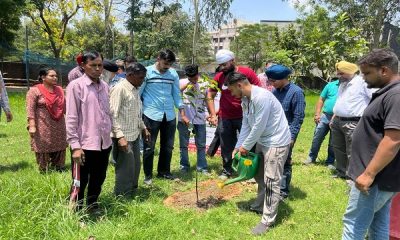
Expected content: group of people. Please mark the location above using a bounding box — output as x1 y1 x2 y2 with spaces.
6 45 398 237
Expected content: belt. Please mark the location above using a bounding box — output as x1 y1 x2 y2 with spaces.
337 116 361 121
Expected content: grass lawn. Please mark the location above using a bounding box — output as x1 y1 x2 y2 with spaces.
0 92 349 240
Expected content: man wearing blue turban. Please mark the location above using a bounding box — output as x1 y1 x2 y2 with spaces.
266 65 305 200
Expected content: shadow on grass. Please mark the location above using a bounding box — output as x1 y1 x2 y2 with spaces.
236 197 294 226
0 133 7 138
289 185 307 201
0 161 30 173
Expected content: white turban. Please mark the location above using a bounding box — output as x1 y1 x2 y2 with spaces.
216 49 235 64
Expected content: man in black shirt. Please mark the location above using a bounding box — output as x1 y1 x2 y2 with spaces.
342 49 400 240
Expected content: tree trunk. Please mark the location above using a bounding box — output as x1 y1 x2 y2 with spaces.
191 0 199 64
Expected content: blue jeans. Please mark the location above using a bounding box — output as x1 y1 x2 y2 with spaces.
177 122 208 171
342 182 396 240
308 113 335 165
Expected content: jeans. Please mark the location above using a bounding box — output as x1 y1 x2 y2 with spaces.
220 118 242 175
308 113 335 165
177 122 208 171
342 182 396 240
142 114 176 178
280 145 293 197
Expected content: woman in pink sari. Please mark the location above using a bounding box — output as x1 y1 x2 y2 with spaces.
26 67 67 172
391 193 400 240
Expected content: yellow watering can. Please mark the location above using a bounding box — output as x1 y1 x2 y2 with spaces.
218 152 259 188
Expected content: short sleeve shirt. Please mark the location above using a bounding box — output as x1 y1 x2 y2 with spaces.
348 81 400 192
320 80 339 115
211 66 261 119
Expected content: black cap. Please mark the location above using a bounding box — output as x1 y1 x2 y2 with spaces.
103 59 118 72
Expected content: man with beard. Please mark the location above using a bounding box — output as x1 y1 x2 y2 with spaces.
342 49 400 239
330 61 375 179
207 49 261 178
140 49 189 185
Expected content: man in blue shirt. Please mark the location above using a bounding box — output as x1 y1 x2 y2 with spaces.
266 64 306 199
140 49 189 185
304 79 339 168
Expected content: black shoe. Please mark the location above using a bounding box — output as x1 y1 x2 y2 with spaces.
249 207 263 214
157 173 176 180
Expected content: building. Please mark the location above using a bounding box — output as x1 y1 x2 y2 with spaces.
209 19 253 54
259 20 296 28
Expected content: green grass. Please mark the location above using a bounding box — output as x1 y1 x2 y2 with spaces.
0 92 349 240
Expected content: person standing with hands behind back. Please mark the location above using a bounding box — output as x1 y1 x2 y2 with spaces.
110 63 150 197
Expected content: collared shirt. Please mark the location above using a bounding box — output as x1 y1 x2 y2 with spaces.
139 65 183 122
333 75 374 117
66 74 112 151
0 72 10 114
68 66 84 83
236 86 291 150
110 79 146 141
349 80 400 192
108 75 123 88
273 82 306 140
320 80 339 115
179 78 207 124
257 73 274 91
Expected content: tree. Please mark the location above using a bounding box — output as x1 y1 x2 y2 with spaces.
231 24 274 70
0 0 26 57
286 0 400 49
188 0 233 63
25 0 100 59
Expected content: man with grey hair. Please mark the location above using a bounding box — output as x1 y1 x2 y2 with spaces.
110 63 150 197
342 49 400 239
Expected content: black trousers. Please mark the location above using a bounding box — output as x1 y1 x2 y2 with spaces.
75 147 111 207
207 122 221 157
142 114 176 178
219 118 242 174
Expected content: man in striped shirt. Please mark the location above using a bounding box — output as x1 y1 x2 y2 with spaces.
110 63 150 197
140 49 189 185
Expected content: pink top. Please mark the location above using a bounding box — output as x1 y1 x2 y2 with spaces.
257 73 274 91
66 74 112 151
391 193 400 238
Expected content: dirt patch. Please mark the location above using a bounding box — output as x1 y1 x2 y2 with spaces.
163 179 243 211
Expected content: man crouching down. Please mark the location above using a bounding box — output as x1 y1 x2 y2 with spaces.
227 72 291 235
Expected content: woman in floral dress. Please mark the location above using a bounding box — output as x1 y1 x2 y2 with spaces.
26 67 67 172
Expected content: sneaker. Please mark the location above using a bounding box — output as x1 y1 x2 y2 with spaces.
198 169 211 176
303 157 315 165
143 176 152 185
326 164 336 170
218 171 232 180
157 173 176 180
251 222 270 235
180 166 189 173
